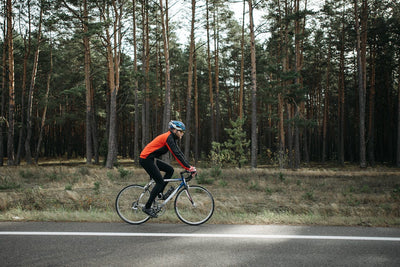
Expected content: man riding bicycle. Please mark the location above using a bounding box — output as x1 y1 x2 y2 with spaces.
139 120 196 217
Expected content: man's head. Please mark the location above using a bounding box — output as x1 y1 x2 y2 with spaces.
169 120 185 139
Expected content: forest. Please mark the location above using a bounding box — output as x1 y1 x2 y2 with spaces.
1 0 400 169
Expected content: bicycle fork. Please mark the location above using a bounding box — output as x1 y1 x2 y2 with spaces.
183 186 197 207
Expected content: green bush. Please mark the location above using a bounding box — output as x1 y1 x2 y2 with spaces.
196 173 214 185
47 172 63 181
303 191 316 201
278 172 285 182
210 166 222 178
218 180 228 187
93 181 101 194
107 171 115 181
209 118 250 168
0 178 21 190
19 169 40 180
118 167 131 179
248 181 261 191
78 167 90 176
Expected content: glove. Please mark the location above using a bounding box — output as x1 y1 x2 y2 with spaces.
189 166 197 174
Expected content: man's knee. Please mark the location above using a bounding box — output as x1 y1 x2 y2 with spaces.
164 166 174 179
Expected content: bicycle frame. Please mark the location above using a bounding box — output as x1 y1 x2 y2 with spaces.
154 171 194 208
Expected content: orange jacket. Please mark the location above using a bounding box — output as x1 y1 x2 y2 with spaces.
140 131 191 170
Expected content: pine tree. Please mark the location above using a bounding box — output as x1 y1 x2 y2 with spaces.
223 117 250 168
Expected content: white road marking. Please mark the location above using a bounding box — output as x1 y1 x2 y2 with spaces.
1 231 400 242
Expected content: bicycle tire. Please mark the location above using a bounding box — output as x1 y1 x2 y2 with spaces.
115 184 151 224
174 185 214 225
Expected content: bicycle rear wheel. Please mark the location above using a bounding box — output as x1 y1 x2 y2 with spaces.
174 185 214 225
115 184 150 224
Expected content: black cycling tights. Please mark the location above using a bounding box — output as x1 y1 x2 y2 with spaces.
139 158 174 209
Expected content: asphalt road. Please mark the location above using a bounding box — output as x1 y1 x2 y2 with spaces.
1 222 400 266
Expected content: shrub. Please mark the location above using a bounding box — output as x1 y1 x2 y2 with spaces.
0 178 20 190
196 173 214 185
19 169 40 180
93 181 101 194
303 191 316 201
210 166 222 178
47 172 63 181
118 167 131 179
78 167 90 176
219 180 228 187
278 172 285 182
209 118 250 168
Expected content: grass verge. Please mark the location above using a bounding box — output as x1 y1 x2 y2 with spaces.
0 164 399 227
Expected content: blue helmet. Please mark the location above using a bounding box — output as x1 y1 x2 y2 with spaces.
169 120 186 132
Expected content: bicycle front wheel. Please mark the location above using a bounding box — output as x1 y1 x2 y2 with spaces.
115 184 150 224
174 185 214 225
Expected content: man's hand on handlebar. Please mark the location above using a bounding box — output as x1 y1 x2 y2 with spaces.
189 166 197 176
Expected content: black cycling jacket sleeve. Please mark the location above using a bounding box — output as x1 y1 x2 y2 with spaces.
166 133 191 169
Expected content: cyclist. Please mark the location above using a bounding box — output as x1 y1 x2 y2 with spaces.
139 120 196 217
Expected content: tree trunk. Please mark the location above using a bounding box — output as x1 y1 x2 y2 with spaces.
276 0 285 168
184 0 195 158
91 91 99 164
7 0 15 166
25 4 43 164
0 14 7 166
397 49 400 167
141 1 147 149
194 50 199 163
144 0 150 143
239 0 245 119
354 0 367 168
160 0 171 133
338 5 345 166
83 0 93 164
287 103 293 168
35 38 53 163
206 0 215 143
105 0 123 168
159 0 172 166
16 0 32 165
322 36 331 163
132 0 139 164
107 86 118 168
213 5 221 142
368 41 376 166
161 0 171 130
249 0 257 168
294 106 301 168
293 0 304 169
278 93 285 168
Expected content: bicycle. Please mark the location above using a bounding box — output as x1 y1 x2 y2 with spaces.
115 170 215 225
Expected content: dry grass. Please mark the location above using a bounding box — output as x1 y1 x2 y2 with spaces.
0 164 399 227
